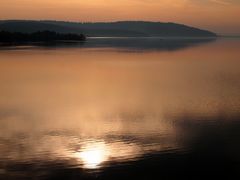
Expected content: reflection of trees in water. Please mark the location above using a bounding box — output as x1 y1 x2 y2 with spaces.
0 36 217 51
83 37 217 51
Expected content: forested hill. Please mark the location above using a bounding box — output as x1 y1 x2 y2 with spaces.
0 20 217 37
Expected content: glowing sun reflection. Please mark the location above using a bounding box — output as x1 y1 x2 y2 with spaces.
76 142 109 169
73 140 142 169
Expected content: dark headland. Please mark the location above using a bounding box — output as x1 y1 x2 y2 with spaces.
0 20 217 38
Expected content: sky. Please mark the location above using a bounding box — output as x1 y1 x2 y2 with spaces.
0 0 240 35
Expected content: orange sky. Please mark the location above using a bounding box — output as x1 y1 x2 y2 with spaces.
0 0 240 34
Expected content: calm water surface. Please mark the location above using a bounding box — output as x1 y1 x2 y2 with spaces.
0 38 240 179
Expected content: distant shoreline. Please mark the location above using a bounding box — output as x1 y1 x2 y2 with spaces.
0 36 218 47
0 20 217 37
87 36 218 39
219 35 240 38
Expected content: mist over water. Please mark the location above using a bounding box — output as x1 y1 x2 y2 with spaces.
0 38 240 179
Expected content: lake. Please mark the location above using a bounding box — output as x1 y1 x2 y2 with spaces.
0 38 240 179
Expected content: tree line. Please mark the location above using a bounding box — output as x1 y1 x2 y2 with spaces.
0 31 86 42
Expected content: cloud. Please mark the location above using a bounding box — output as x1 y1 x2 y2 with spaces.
210 0 231 5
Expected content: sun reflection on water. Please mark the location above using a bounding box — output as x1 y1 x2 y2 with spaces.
73 140 143 169
75 142 109 169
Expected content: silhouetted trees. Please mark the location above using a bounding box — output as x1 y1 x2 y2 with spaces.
0 31 86 42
